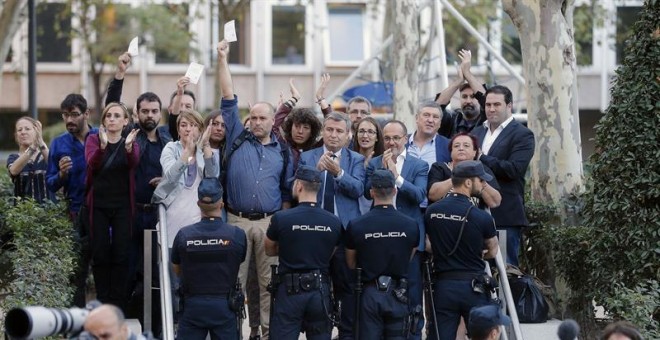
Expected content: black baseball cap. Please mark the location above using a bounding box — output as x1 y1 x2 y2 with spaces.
293 165 322 183
371 169 395 188
452 160 493 182
468 304 511 334
198 177 223 203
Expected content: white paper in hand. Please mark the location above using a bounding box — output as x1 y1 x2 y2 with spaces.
128 36 139 57
224 20 237 42
185 62 205 85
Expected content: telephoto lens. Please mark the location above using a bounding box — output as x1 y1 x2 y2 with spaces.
5 306 90 339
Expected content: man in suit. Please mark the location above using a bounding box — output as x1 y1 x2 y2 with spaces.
472 85 535 266
300 112 365 339
365 120 429 339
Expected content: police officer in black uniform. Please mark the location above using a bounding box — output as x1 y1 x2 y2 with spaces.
344 170 420 340
424 160 499 340
171 177 247 340
264 165 343 340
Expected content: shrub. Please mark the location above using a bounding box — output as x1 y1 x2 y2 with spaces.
0 168 77 326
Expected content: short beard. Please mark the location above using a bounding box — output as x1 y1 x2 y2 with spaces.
140 120 157 132
462 107 480 120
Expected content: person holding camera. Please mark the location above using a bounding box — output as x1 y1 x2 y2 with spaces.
424 160 499 340
171 177 247 339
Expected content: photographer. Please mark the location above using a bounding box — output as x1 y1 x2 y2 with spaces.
424 160 499 339
83 304 144 340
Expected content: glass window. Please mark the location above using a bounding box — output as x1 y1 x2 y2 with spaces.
501 16 522 65
615 6 642 64
272 5 305 65
328 6 364 62
36 3 71 63
573 5 594 66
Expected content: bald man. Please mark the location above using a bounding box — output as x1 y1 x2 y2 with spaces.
83 304 144 340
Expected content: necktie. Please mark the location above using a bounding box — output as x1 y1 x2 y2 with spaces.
323 155 337 213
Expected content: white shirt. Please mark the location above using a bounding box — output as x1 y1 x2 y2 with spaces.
321 146 342 218
482 116 514 155
392 149 407 208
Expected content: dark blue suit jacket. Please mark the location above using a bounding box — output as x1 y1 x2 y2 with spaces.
472 119 535 227
299 147 365 227
365 154 429 250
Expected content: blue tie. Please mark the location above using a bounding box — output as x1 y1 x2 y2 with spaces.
323 170 335 214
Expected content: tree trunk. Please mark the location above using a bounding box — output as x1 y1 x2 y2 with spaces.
391 0 419 130
502 0 584 222
0 0 28 94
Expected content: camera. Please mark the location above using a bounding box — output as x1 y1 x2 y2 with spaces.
5 306 91 339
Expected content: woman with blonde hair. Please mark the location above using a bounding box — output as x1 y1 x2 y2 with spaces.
7 116 54 203
84 102 140 311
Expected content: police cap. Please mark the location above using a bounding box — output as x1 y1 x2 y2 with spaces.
198 177 223 203
468 304 511 334
295 165 322 183
452 160 493 182
371 169 395 188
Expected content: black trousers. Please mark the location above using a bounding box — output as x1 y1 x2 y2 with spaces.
90 205 132 312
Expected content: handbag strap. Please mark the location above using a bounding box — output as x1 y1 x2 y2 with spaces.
100 137 125 174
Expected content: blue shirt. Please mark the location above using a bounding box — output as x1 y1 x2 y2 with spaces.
46 127 98 213
221 96 293 213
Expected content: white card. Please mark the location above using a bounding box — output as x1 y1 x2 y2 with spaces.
224 20 237 42
128 36 139 57
184 62 205 85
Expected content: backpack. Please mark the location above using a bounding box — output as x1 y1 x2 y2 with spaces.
507 266 550 323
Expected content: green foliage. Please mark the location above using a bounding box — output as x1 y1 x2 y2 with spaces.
523 1 659 335
604 280 660 339
0 169 77 324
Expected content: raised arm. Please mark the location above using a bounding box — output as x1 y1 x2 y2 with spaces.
273 78 300 140
106 53 131 106
217 39 244 146
459 49 486 95
315 73 331 114
435 61 464 106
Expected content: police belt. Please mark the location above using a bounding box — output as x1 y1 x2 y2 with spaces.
277 269 327 295
431 271 483 281
226 206 275 221
363 275 405 291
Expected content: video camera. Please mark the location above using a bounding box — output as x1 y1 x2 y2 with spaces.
5 305 92 339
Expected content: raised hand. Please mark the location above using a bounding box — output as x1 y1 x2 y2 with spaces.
34 120 45 149
99 127 108 149
289 78 300 101
197 124 212 149
117 52 132 74
315 73 330 101
181 133 196 164
125 128 139 152
217 39 229 60
177 76 191 96
458 49 472 74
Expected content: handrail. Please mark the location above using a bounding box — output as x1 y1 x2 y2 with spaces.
157 205 175 340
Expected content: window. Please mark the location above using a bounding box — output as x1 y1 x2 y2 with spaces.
36 3 71 63
271 5 306 65
615 6 642 64
224 7 250 65
5 47 12 63
327 5 365 63
574 5 594 66
501 16 522 65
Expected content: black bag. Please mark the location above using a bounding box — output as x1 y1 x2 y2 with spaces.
509 274 549 323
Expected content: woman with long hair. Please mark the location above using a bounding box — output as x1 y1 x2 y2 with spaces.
351 116 385 214
7 117 54 203
84 102 140 311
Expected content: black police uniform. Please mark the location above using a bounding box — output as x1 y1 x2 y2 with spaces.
266 202 342 340
345 204 419 340
171 217 247 340
425 192 497 340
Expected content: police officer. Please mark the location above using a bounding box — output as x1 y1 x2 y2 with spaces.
345 170 420 340
171 177 247 340
264 165 342 340
424 160 499 340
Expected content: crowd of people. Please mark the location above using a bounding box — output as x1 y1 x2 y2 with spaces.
7 40 542 340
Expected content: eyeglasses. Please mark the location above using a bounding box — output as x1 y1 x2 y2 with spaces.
62 111 83 119
357 129 377 136
383 135 405 143
348 109 371 116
